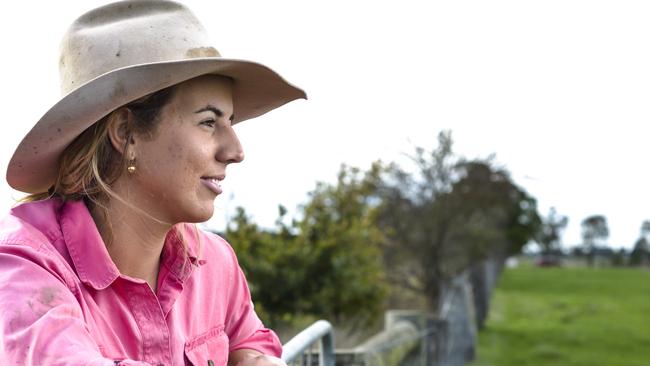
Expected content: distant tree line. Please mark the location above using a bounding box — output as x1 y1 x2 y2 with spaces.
538 211 650 268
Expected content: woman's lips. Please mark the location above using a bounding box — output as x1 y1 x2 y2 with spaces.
200 177 223 195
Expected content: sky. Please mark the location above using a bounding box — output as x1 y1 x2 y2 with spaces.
1 1 650 249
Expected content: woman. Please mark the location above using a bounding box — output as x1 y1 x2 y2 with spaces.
0 1 305 365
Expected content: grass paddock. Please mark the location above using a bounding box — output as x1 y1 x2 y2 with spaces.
473 266 650 366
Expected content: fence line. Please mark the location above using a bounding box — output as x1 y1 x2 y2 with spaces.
282 320 335 366
281 257 504 366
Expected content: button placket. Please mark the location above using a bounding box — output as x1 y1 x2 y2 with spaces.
127 281 173 365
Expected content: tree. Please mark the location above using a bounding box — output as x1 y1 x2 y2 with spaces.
449 161 541 259
374 131 460 310
581 215 609 267
536 207 569 254
225 165 387 328
291 164 388 328
630 220 650 266
375 131 540 310
640 220 650 239
442 160 541 330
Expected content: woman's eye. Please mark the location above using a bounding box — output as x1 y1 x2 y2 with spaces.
200 119 216 128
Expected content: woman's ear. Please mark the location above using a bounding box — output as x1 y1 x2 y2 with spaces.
107 108 134 155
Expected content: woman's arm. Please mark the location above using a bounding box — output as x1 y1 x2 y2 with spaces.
221 238 283 358
228 349 286 366
0 244 150 366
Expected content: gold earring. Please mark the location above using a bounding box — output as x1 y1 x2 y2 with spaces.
127 157 136 174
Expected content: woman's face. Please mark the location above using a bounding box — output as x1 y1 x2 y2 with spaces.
128 75 243 224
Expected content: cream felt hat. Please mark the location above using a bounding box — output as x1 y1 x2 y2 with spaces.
7 0 306 194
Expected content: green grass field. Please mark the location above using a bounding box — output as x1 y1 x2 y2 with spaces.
472 266 650 366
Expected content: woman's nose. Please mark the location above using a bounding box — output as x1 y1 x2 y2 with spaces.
216 127 244 164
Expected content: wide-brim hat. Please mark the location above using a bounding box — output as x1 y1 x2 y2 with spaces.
7 0 306 194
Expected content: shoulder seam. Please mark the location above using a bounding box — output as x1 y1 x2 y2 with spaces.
0 237 81 297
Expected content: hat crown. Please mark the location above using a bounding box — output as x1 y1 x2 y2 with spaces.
59 0 220 95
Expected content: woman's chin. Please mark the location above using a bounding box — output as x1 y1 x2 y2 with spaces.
184 205 215 224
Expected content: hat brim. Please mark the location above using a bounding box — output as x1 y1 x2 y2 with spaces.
7 57 306 194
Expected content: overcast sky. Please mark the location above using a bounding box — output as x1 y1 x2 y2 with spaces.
2 1 650 249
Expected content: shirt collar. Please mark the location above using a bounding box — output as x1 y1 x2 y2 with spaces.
161 224 205 283
61 200 206 290
60 200 120 290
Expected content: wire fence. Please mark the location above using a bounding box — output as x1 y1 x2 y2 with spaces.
281 257 502 366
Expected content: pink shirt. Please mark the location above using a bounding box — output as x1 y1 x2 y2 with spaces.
0 199 281 365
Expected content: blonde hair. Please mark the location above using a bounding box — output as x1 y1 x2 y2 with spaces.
23 112 124 204
23 87 175 204
21 87 203 262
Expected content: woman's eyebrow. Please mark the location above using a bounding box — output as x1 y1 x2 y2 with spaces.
194 105 234 121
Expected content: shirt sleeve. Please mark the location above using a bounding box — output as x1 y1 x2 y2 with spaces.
221 241 282 357
0 242 152 366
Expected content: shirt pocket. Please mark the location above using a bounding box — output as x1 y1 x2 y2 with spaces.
184 325 229 366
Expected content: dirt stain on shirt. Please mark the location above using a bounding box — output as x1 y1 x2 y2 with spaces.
26 286 61 318
37 287 59 307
